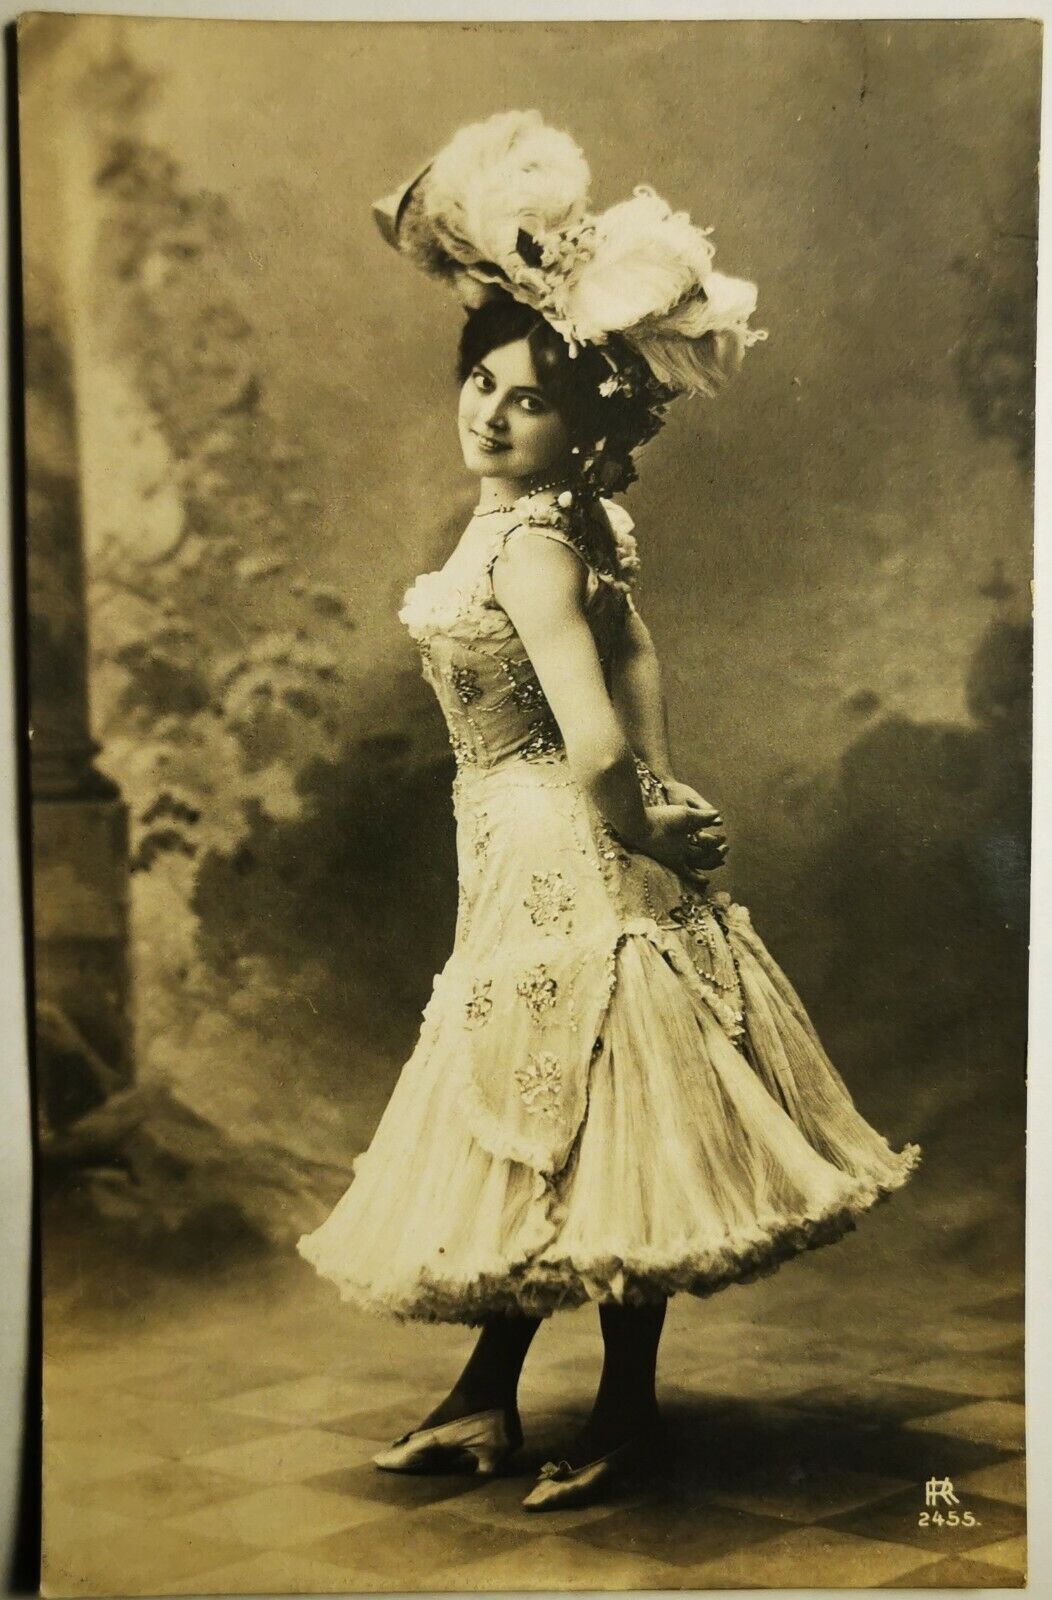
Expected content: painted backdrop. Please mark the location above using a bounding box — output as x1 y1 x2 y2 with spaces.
24 16 1035 1284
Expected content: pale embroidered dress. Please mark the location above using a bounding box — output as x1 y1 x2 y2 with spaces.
297 489 922 1323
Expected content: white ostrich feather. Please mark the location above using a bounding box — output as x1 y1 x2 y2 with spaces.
563 187 717 342
623 269 766 395
648 270 758 337
423 110 591 272
626 326 747 397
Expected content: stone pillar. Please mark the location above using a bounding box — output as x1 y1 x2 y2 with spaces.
19 18 133 1128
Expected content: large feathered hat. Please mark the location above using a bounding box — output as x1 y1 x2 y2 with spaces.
373 109 768 402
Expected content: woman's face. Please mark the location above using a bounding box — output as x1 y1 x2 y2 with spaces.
457 337 573 483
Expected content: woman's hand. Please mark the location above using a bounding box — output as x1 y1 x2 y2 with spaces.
636 802 729 881
661 778 722 822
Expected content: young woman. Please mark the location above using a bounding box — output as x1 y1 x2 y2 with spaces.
297 112 921 1513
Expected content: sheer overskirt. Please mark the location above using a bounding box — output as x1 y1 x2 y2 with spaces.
297 894 921 1324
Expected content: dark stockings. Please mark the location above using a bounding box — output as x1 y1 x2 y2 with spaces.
418 1298 668 1466
565 1298 667 1466
419 1312 543 1434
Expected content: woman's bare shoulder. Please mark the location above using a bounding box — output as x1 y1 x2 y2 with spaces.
493 522 588 585
491 522 591 627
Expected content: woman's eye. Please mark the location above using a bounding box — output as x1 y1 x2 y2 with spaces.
468 371 545 414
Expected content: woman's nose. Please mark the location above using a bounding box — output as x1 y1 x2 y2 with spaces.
478 394 509 431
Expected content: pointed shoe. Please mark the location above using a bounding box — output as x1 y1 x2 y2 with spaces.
521 1435 651 1512
372 1406 522 1477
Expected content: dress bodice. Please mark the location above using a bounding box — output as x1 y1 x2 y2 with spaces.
398 492 641 773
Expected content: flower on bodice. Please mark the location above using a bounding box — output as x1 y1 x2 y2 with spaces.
613 527 641 580
516 963 558 1020
514 1051 563 1117
602 500 641 584
523 871 576 929
465 978 493 1025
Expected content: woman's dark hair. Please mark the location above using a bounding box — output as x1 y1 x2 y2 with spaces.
456 294 667 474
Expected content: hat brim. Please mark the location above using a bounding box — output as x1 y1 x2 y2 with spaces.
371 162 432 248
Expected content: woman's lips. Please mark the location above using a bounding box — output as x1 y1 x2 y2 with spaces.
472 432 510 453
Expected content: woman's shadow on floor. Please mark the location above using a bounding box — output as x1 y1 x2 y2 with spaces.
524 1384 1018 1509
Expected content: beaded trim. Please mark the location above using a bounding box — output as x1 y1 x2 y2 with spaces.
666 894 739 995
520 717 564 761
450 663 484 704
634 757 669 806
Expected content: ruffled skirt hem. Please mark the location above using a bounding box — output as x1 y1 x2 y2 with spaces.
297 889 924 1327
296 1140 922 1325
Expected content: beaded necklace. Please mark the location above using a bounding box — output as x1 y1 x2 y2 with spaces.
472 474 581 517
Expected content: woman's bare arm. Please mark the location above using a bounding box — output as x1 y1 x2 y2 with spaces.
608 607 675 783
492 534 651 846
491 533 725 879
610 604 724 828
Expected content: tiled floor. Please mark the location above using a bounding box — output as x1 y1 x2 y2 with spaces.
41 1239 1026 1594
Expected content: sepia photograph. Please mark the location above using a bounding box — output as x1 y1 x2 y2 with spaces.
17 10 1036 1593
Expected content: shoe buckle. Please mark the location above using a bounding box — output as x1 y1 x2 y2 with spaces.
538 1458 575 1481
